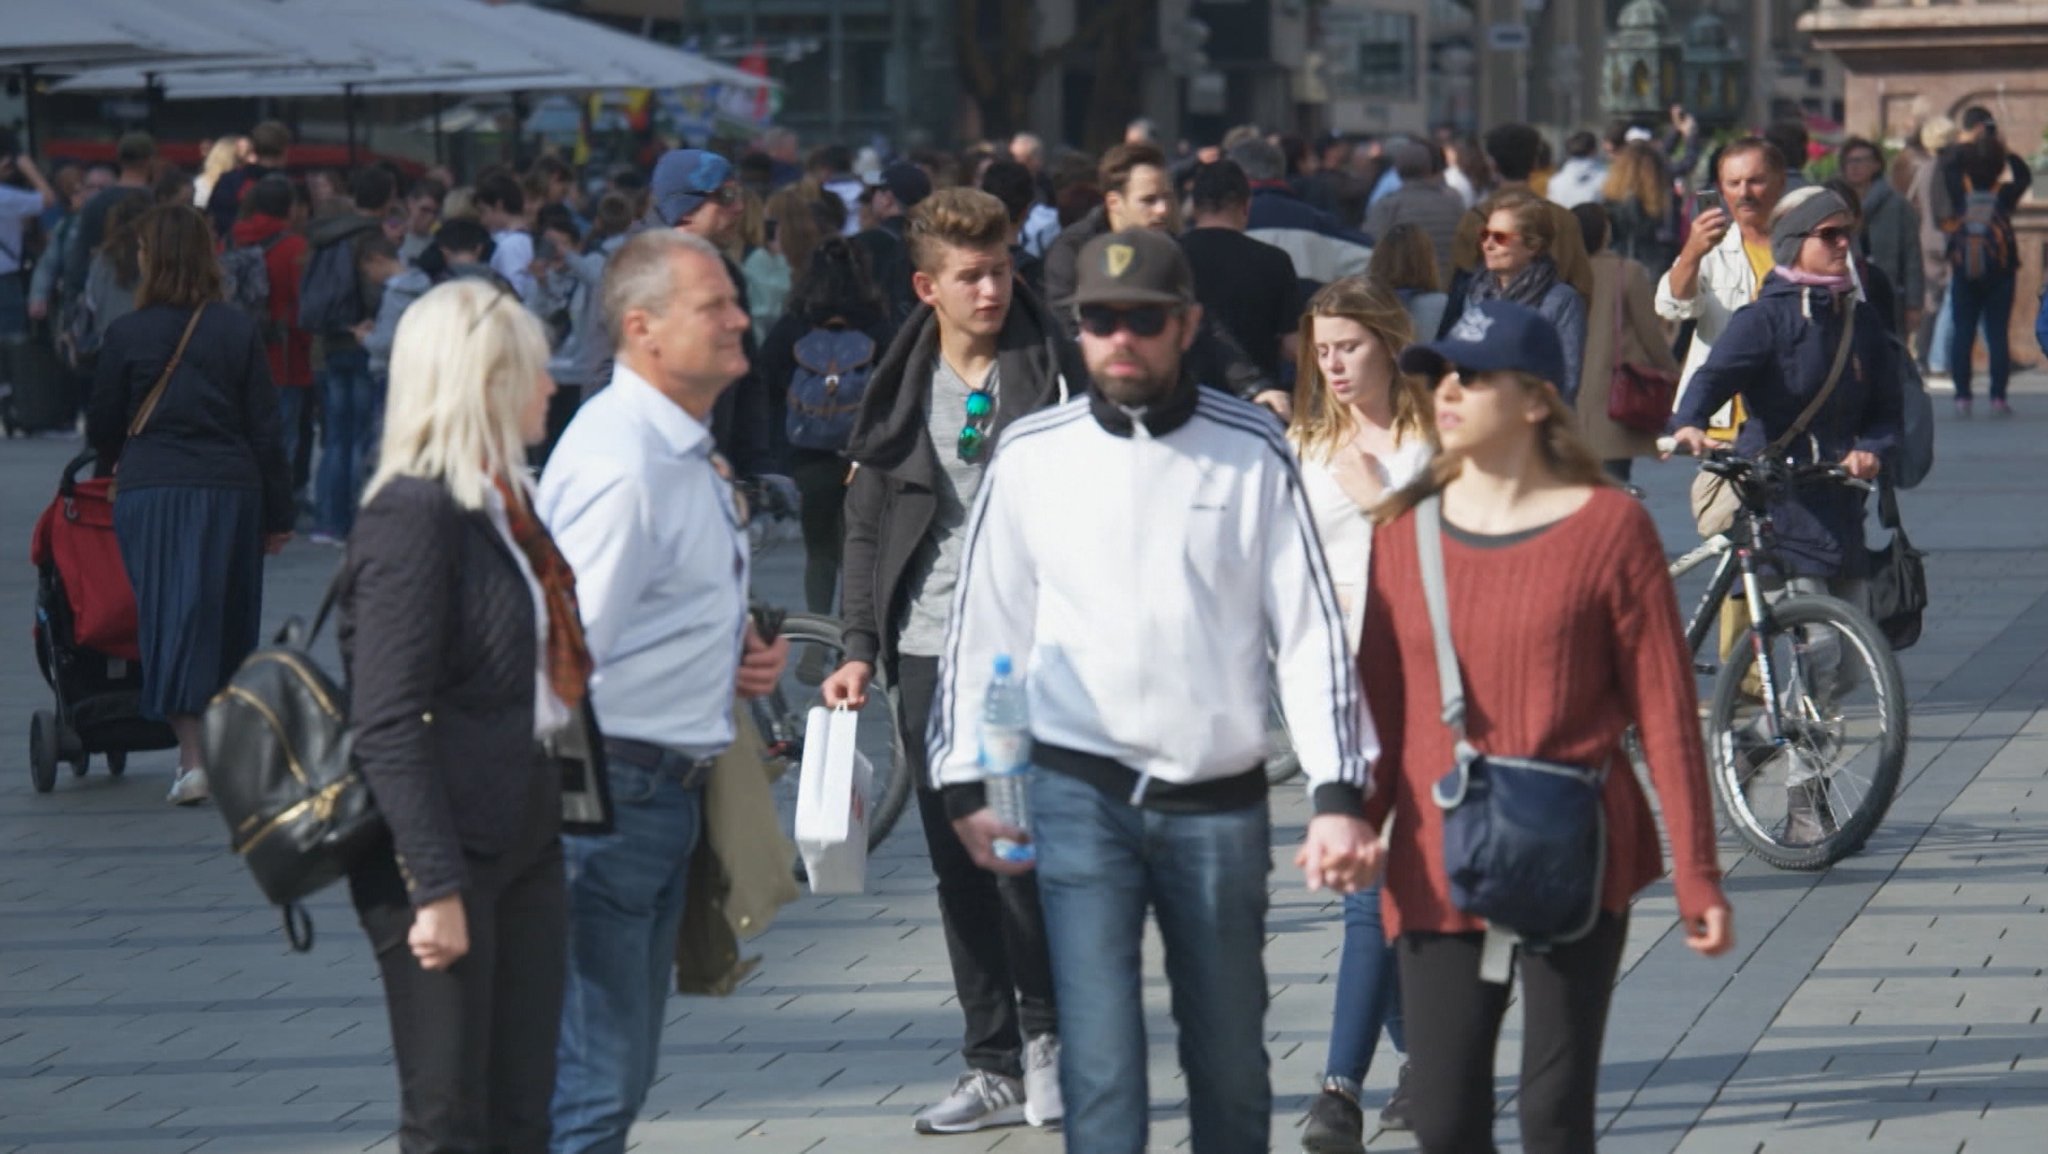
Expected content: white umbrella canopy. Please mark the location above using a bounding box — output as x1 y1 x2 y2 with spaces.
0 0 300 70
53 0 776 98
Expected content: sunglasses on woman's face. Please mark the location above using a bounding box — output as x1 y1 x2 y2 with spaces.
1481 229 1522 249
1077 304 1173 339
1806 225 1853 248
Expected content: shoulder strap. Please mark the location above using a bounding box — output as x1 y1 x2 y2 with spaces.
127 306 206 440
1766 297 1855 456
1415 496 1471 746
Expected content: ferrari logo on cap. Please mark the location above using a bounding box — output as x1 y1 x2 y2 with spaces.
1105 243 1134 278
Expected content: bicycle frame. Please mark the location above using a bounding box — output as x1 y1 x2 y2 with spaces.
1670 509 1791 738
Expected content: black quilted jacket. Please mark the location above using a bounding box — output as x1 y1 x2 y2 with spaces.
338 476 552 905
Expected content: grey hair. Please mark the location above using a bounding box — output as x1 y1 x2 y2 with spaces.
602 228 724 350
1228 138 1286 182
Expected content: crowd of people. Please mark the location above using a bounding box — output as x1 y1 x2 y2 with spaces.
0 99 1998 1153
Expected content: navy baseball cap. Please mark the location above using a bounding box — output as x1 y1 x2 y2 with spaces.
649 148 734 226
1398 300 1569 392
864 161 932 208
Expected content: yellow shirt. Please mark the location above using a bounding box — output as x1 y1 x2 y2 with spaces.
1705 240 1775 440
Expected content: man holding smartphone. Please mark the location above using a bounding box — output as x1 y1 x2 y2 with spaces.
1656 137 1791 409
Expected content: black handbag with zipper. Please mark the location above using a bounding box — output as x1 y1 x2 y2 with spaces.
1865 481 1927 651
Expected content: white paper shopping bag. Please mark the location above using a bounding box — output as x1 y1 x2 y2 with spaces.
793 705 870 894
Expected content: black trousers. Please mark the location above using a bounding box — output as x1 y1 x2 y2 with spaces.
895 653 1058 1078
790 452 846 615
350 757 567 1154
1398 913 1629 1154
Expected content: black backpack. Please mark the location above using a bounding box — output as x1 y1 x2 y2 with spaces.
298 219 378 335
201 578 382 950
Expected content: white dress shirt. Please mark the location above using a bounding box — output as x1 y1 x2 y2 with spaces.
481 486 574 741
537 365 750 756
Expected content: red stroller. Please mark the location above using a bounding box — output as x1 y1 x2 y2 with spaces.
27 451 175 792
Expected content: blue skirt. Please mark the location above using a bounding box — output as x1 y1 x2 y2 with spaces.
113 485 264 720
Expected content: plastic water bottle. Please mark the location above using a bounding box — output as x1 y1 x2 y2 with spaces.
980 654 1036 864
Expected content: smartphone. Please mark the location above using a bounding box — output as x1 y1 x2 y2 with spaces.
1695 189 1723 218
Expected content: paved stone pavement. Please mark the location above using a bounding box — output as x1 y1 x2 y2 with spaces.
0 385 2044 1153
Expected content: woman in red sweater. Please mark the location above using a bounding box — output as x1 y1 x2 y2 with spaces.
1361 300 1733 1153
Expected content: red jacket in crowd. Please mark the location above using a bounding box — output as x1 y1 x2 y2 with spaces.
228 213 313 390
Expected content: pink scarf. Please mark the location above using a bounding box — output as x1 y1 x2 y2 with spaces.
1773 265 1853 292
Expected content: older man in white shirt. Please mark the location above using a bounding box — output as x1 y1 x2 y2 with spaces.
539 228 788 1154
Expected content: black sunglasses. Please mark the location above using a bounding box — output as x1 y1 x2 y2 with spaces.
1077 304 1173 339
1805 225 1853 247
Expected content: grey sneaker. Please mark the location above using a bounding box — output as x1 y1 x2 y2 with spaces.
1023 1034 1063 1127
166 768 210 807
914 1070 1026 1135
1300 1078 1365 1154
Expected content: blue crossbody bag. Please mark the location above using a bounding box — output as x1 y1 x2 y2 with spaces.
1415 495 1607 968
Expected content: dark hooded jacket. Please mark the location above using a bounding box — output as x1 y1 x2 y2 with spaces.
839 281 1085 672
1672 274 1902 578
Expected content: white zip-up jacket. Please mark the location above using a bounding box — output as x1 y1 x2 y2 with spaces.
929 383 1377 817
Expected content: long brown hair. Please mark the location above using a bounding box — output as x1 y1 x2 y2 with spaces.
1600 141 1670 218
1375 370 1612 524
1290 277 1434 463
765 180 827 296
134 205 224 309
1366 223 1441 294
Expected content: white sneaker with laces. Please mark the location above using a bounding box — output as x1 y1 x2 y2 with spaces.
912 1069 1026 1134
166 768 210 806
1023 1033 1063 1127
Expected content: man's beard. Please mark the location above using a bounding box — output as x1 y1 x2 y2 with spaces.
1093 360 1179 408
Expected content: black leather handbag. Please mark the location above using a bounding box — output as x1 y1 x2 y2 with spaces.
202 576 383 951
1866 482 1926 651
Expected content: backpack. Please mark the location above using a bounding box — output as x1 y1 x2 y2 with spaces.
1887 332 1935 489
1945 185 2014 282
298 220 378 335
220 234 281 332
786 325 877 452
201 579 383 951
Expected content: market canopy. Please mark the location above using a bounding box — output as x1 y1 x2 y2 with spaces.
0 0 304 71
52 0 776 98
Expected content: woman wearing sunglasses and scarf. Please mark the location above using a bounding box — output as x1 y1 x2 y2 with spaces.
1454 190 1587 404
1667 186 1901 843
820 187 1085 1134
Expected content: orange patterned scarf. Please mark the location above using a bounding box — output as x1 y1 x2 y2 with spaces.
494 476 593 710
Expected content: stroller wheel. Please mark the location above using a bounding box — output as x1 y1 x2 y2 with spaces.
29 711 59 794
106 750 127 778
70 751 90 778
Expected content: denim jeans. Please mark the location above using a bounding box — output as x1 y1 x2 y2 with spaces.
1947 270 2017 401
314 347 379 537
1029 768 1272 1154
550 761 703 1154
1325 882 1406 1085
275 387 307 507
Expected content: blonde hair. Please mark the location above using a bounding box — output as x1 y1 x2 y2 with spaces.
199 138 242 187
1600 141 1669 219
1290 277 1434 463
364 280 552 512
1376 370 1612 524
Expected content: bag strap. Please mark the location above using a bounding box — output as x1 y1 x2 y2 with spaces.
1765 296 1855 457
277 564 347 648
1415 496 1476 750
127 306 205 441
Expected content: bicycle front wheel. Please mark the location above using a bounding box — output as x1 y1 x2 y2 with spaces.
1706 594 1907 871
757 613 913 852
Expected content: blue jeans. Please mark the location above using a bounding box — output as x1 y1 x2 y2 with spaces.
314 347 379 536
275 386 306 504
1030 768 1272 1154
550 762 703 1154
1948 270 2017 401
1325 882 1406 1084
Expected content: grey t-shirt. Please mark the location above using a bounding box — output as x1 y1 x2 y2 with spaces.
897 356 997 658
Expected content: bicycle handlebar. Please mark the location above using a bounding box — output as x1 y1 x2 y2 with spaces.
1655 437 1873 493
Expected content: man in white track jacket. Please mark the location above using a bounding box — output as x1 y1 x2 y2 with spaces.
931 228 1383 1154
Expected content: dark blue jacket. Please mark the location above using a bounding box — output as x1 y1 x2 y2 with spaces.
1673 275 1901 578
1245 185 1373 298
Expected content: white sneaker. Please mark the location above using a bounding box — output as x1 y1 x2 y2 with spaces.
912 1069 1026 1134
166 768 210 806
1023 1033 1063 1128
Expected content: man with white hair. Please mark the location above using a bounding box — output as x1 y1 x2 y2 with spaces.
1008 132 1046 176
540 228 790 1154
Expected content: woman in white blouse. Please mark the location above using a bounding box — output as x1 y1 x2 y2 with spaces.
1289 275 1436 1151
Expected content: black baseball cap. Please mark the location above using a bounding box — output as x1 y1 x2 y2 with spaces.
1069 229 1195 309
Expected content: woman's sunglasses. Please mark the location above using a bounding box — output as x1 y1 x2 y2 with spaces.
1077 304 1172 339
1805 225 1853 248
1480 229 1522 248
957 388 995 462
